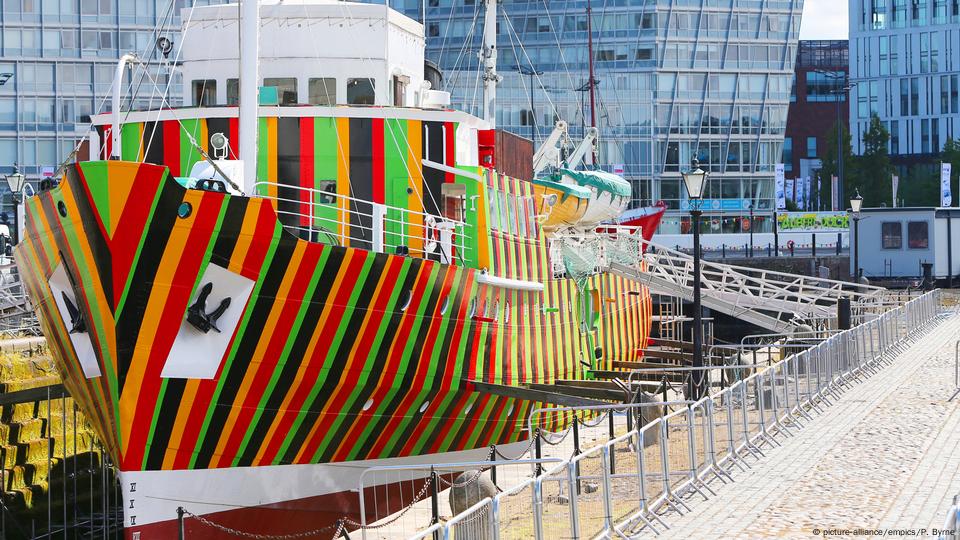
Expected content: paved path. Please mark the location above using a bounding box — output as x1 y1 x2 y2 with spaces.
646 310 960 539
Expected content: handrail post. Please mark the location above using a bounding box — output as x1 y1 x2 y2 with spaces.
177 506 185 540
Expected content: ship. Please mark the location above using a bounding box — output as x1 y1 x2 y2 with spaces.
13 1 663 537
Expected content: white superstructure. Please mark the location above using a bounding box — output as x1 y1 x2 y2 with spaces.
180 0 427 109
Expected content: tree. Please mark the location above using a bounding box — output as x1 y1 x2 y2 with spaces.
898 164 939 207
820 120 856 209
852 114 893 206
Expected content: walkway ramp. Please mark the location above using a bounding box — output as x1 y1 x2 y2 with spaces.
609 241 890 333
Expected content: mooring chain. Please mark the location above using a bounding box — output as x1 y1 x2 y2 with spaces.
578 410 609 428
538 425 573 446
493 436 536 460
182 478 434 539
182 509 339 539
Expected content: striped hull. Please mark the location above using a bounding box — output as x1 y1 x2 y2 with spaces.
15 160 652 533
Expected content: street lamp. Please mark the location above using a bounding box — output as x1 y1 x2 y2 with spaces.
681 158 707 399
5 165 25 245
850 189 863 281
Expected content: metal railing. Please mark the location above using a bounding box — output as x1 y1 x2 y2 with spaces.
253 181 472 264
950 340 960 402
408 289 942 539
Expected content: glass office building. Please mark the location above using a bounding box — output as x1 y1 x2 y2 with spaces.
848 0 960 161
0 0 227 183
382 0 802 235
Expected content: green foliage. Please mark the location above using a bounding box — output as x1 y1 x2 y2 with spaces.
945 138 960 200
849 114 893 207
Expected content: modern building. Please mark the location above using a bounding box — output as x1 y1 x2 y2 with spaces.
784 40 849 209
848 0 960 165
376 0 802 242
0 0 228 184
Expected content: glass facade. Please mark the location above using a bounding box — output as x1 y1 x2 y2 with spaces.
850 0 960 157
0 0 228 180
380 0 802 234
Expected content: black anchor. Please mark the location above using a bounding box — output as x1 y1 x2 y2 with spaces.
61 292 86 334
186 282 232 334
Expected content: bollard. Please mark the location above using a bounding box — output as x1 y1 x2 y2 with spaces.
722 243 726 258
837 232 842 255
608 411 616 474
430 468 440 540
767 243 772 257
534 428 543 476
838 297 852 330
177 507 185 540
812 233 817 257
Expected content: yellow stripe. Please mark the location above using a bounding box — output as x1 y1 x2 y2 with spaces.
336 117 350 245
161 379 200 469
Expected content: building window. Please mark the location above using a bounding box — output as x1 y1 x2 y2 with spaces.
921 118 929 153
782 137 793 171
263 77 297 105
807 137 817 158
347 78 375 105
907 221 928 249
891 120 900 154
308 78 336 106
805 70 845 102
191 80 216 107
881 222 902 249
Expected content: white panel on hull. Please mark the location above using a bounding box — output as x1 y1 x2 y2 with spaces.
48 264 100 378
161 263 254 379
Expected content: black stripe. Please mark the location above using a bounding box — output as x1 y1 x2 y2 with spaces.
275 246 349 465
67 166 115 311
276 117 301 233
115 177 185 390
193 227 298 468
209 196 249 268
349 118 373 250
143 378 186 470
143 122 164 166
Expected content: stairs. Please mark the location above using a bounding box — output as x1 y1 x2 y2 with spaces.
610 241 891 333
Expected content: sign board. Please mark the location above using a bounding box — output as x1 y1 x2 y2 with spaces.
41 166 55 178
776 211 849 232
612 164 625 175
892 174 899 207
679 198 751 212
943 163 953 207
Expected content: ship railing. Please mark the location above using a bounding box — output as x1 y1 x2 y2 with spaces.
252 181 472 265
407 289 943 539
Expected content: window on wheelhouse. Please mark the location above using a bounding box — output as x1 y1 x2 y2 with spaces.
309 78 336 106
348 78 375 105
227 78 239 105
441 184 465 222
392 75 409 106
192 79 217 106
264 78 298 105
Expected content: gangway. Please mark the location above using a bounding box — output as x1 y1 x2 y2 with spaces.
607 240 891 333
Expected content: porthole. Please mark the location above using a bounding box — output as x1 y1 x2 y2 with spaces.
419 401 430 413
177 202 193 219
362 399 374 411
57 201 67 217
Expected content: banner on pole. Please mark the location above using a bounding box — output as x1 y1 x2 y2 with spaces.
786 178 795 205
891 174 899 207
943 163 953 207
816 175 822 211
775 164 786 210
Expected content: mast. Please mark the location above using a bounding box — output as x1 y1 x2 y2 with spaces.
239 0 259 192
586 0 598 165
482 0 500 127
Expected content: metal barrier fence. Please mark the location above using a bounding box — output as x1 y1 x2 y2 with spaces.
408 289 942 539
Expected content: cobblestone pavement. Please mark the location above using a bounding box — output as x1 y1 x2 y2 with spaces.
643 310 960 540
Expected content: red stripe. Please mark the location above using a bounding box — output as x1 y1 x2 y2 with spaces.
123 191 225 469
372 118 385 204
240 201 279 281
444 122 455 183
217 245 324 466
229 118 240 160
111 164 167 306
300 118 315 227
163 121 181 176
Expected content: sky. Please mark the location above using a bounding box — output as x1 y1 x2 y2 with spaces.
799 0 849 40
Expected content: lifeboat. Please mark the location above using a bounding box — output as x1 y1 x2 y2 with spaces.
554 168 632 225
532 177 592 231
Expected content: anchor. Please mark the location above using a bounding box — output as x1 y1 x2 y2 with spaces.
61 292 86 334
186 282 232 334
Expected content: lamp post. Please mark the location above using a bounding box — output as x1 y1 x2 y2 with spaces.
5 165 25 246
747 202 754 257
681 159 708 399
850 189 863 281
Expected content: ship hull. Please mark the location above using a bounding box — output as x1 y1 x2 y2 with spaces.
121 440 528 539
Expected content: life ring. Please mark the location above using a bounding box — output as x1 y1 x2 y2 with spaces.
424 215 439 254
